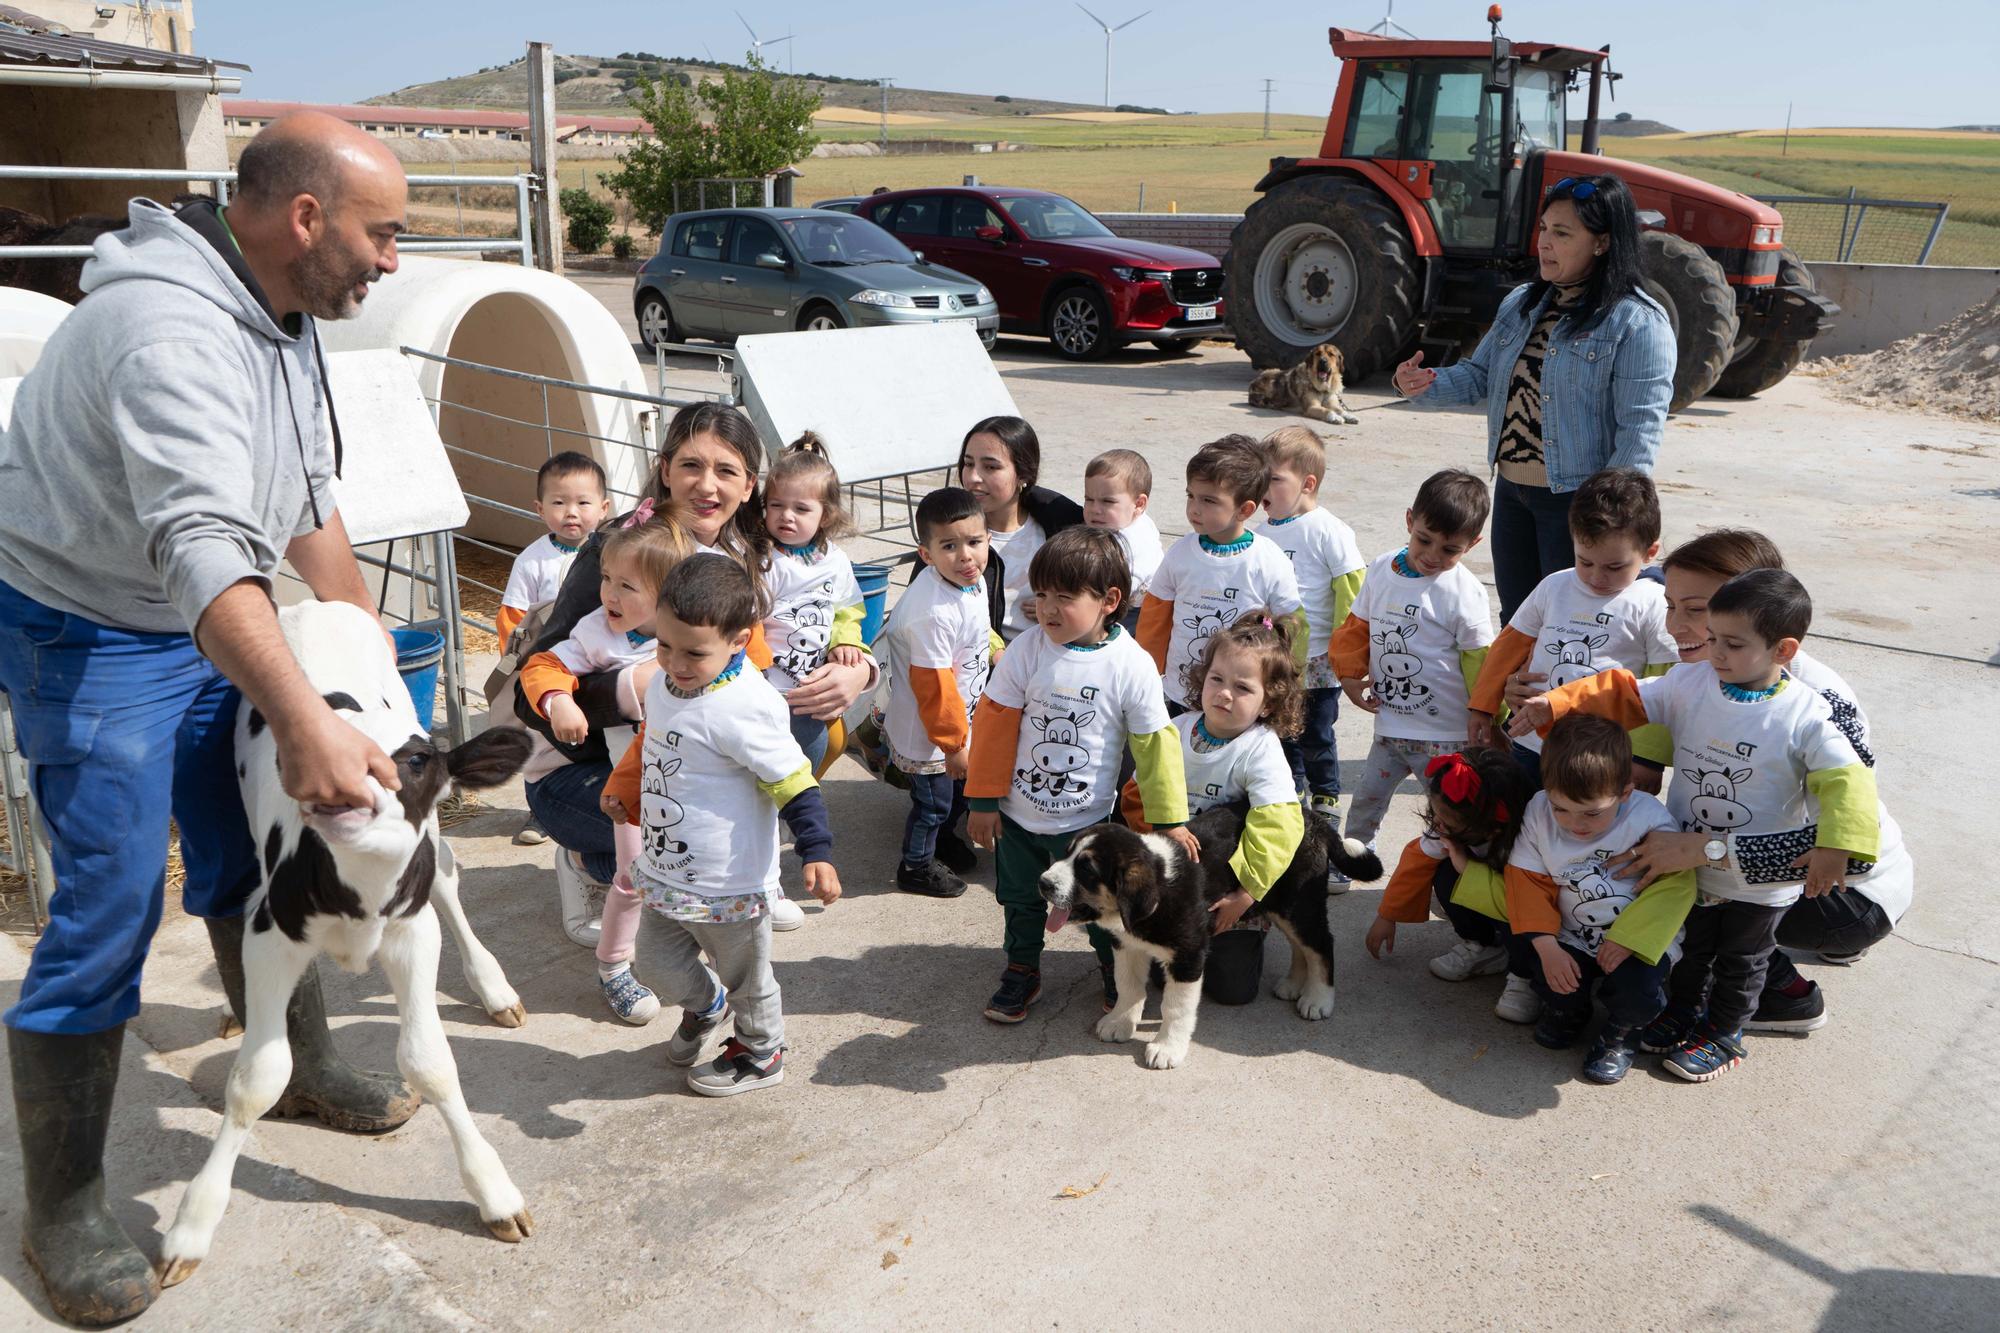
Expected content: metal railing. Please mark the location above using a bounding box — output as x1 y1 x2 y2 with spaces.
1 694 56 929
1754 191 1950 266
0 164 540 264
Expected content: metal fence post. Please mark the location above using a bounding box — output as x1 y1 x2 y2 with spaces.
1919 203 1950 266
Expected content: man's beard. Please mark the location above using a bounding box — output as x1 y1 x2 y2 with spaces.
291 243 375 320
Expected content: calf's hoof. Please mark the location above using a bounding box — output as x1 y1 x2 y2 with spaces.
488 1002 527 1029
157 1255 202 1289
486 1207 536 1243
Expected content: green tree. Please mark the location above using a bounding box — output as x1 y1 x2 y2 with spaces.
607 52 820 234
561 187 614 253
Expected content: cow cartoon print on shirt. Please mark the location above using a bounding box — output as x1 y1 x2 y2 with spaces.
1370 623 1433 710
1017 709 1095 798
1544 631 1609 689
641 756 690 860
960 645 992 716
1181 606 1240 664
1556 857 1633 952
773 591 835 682
1680 764 1754 836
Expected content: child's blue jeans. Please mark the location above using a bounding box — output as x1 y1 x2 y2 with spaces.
1508 933 1671 1030
0 582 260 1035
900 769 965 867
1282 686 1341 801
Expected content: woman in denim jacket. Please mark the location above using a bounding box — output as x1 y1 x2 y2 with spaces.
1394 175 1675 621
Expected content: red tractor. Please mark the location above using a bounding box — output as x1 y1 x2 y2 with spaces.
1225 10 1836 408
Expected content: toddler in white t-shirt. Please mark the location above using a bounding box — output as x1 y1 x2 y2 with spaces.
1082 448 1164 628
1253 425 1368 846
760 432 866 774
1332 469 1496 847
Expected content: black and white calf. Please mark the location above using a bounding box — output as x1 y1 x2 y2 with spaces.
1039 804 1382 1069
160 601 535 1285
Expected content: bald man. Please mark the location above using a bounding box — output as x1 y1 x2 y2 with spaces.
0 113 417 1324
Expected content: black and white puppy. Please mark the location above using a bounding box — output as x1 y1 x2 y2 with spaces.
1039 804 1381 1069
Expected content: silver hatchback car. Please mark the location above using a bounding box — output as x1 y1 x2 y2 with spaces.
634 208 999 350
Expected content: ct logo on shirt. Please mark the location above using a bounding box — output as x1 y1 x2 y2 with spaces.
664 731 683 748
1204 782 1223 798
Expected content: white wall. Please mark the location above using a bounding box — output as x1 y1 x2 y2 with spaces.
1802 263 2000 358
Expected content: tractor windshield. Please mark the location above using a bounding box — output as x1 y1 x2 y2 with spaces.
1406 60 1507 250
1515 69 1565 152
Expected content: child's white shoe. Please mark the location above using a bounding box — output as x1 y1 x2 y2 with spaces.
599 965 660 1025
1494 973 1540 1024
1429 938 1508 982
767 889 805 932
556 850 606 948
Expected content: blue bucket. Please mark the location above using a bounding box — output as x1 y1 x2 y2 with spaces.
855 562 893 645
393 625 446 733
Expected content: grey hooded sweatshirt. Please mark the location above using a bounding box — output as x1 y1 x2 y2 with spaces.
0 197 336 636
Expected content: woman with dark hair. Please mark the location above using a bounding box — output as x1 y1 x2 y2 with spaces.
957 414 1084 641
1395 174 1676 622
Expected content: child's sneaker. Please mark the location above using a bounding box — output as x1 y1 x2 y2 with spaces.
1744 979 1827 1034
1494 973 1540 1024
555 849 606 949
983 964 1042 1024
599 966 660 1025
934 828 979 875
1099 957 1118 1013
767 891 805 931
896 859 968 899
513 815 549 846
1533 1007 1588 1050
1817 946 1869 965
687 1040 784 1097
666 995 731 1066
1639 1002 1704 1053
1582 1026 1640 1084
1663 1023 1747 1082
1429 938 1509 981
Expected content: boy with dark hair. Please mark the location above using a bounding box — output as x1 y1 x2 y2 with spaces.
1511 567 1880 1083
1138 436 1305 713
1504 714 1695 1084
968 527 1193 1022
1333 468 1497 851
881 488 996 898
493 450 611 844
1469 466 1677 788
599 554 841 1097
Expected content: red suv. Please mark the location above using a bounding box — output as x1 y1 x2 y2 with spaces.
858 186 1226 360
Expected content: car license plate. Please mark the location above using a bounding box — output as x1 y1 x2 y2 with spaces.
1184 304 1218 322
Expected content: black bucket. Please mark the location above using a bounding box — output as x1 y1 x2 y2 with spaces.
1203 925 1267 1006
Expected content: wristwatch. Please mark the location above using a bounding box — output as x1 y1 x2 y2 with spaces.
1702 837 1729 865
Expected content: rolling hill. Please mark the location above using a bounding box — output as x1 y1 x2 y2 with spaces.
365 52 1120 119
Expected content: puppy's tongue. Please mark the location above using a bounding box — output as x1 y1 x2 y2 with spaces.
1045 906 1070 934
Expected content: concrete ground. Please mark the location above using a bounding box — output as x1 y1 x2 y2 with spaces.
4 291 1997 1329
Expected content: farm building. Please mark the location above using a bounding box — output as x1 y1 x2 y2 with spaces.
223 100 650 148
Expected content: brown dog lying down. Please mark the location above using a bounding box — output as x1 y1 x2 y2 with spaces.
1248 342 1359 425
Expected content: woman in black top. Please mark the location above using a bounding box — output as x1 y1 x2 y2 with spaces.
956 415 1084 641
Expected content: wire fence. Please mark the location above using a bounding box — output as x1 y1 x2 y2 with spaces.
1754 192 1949 265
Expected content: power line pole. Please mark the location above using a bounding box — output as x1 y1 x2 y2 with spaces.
878 77 895 150
1262 78 1274 139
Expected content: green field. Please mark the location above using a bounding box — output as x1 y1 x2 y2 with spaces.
497 117 2000 266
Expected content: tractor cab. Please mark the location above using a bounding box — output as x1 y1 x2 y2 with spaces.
1327 22 1602 262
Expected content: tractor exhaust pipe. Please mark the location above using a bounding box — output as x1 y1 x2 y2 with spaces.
1581 45 1609 155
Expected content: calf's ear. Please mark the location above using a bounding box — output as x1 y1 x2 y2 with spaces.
445 727 534 789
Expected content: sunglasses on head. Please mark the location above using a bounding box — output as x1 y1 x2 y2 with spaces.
1548 177 1599 200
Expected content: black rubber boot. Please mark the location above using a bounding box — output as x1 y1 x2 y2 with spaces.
8 1025 160 1326
205 917 421 1134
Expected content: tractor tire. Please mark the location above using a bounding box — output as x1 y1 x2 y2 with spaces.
1710 248 1816 399
1225 175 1418 380
1636 230 1738 412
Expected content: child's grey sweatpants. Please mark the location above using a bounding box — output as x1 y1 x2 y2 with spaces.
654 912 783 1058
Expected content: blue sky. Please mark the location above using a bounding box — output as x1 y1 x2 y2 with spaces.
199 1 1996 131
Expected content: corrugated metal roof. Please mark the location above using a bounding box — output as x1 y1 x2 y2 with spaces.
0 17 247 74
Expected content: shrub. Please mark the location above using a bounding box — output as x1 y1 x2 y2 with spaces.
610 232 636 260
561 188 614 253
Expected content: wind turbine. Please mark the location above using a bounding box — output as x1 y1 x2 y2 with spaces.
736 12 794 68
1366 1 1416 38
1075 5 1149 109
